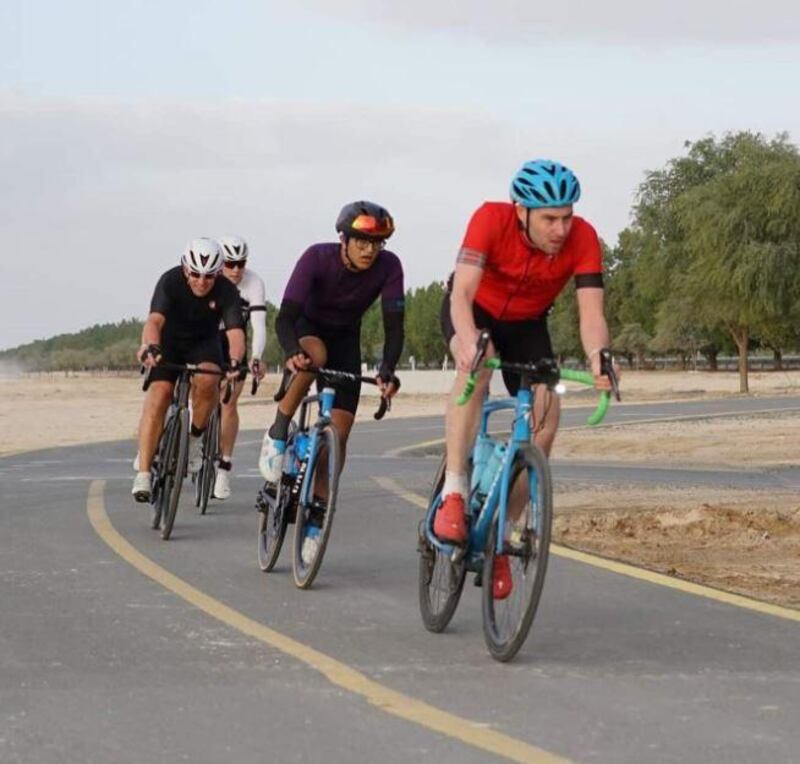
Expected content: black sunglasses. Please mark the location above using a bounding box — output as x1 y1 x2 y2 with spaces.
188 270 218 282
224 260 247 269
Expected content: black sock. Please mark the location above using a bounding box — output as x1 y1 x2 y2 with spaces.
269 409 292 441
218 459 232 471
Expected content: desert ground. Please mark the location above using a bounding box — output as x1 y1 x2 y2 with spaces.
2 369 799 608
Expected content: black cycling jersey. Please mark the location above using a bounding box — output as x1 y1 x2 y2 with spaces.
150 266 245 343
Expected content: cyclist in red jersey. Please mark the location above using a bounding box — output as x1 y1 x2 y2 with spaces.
434 159 618 596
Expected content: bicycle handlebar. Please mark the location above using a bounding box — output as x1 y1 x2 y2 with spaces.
455 331 616 426
140 362 245 394
273 366 398 421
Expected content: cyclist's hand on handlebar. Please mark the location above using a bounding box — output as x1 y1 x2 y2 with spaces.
226 358 246 382
286 351 312 373
590 348 621 396
375 372 400 400
249 358 266 380
137 343 162 368
452 328 482 373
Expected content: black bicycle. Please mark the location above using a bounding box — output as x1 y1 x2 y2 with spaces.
256 367 395 588
143 363 232 540
192 378 235 514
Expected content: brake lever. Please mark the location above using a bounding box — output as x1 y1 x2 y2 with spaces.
470 330 491 374
600 349 621 402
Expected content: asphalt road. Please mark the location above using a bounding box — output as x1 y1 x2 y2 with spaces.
2 396 799 763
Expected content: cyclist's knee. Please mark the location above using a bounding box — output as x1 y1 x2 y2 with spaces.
146 382 172 413
299 336 327 367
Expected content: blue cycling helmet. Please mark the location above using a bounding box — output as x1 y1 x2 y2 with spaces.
510 159 581 208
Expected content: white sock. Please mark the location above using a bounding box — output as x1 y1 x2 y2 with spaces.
443 471 468 499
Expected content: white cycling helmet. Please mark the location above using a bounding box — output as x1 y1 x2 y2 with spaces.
219 235 248 262
182 237 224 274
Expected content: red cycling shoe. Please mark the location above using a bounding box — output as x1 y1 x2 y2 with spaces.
433 493 468 544
492 554 513 600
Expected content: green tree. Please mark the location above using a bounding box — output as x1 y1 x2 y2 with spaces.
615 323 651 369
405 282 447 366
675 134 800 390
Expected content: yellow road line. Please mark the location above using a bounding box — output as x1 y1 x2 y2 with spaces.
86 480 569 764
375 477 800 624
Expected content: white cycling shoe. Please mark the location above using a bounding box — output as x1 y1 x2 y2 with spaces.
301 528 321 566
131 472 152 503
213 469 232 500
258 432 286 482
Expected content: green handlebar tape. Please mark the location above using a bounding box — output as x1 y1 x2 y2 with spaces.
558 368 594 385
456 358 501 405
456 375 477 405
457 361 612 426
559 369 610 426
586 391 611 426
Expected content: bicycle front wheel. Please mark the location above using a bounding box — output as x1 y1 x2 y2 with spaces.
151 413 179 530
161 408 190 540
481 444 552 662
292 423 340 589
418 455 466 633
197 407 219 515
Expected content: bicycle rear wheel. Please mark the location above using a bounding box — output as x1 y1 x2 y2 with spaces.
196 407 219 515
151 413 179 530
292 423 340 589
257 477 294 571
481 444 552 662
161 408 190 540
418 455 467 633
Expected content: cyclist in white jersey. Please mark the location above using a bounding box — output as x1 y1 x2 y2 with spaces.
215 235 267 499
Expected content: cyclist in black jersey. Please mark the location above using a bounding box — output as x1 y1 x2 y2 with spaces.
132 238 246 502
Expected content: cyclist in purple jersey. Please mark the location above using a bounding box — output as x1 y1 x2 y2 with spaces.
258 201 404 483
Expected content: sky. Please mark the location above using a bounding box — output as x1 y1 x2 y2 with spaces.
1 0 798 349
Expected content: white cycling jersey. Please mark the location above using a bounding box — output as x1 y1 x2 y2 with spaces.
221 268 267 359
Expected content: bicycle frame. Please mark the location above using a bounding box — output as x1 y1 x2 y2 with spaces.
287 387 336 508
424 382 540 565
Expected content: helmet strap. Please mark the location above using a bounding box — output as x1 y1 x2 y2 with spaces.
519 207 536 250
340 237 361 272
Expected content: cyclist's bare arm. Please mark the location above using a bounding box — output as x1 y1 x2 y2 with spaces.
450 262 484 372
575 287 618 389
225 326 246 367
138 312 166 367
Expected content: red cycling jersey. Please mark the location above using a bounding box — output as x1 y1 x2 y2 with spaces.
459 202 603 321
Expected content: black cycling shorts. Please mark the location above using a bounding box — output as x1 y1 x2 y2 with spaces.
440 292 554 396
296 315 361 415
149 332 224 385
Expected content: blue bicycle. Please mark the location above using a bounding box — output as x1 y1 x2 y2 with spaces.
418 331 617 661
256 367 392 589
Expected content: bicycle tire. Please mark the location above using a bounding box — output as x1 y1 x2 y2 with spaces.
197 407 219 515
161 407 190 540
257 478 292 572
418 454 467 633
292 423 340 589
151 413 179 530
481 444 552 662
257 421 298 571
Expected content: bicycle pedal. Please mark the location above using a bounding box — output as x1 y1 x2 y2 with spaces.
450 546 466 564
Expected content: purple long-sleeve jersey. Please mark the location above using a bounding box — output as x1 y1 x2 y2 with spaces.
282 243 405 325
